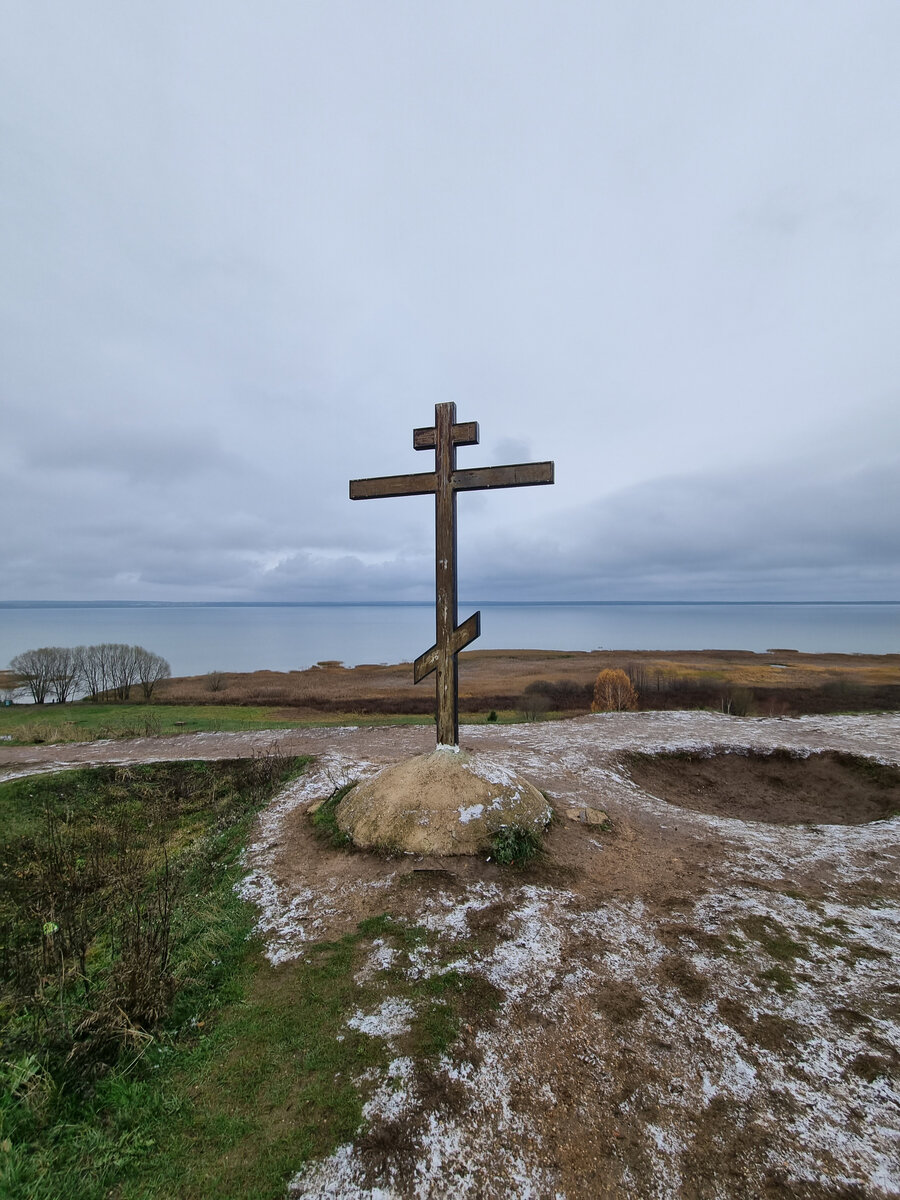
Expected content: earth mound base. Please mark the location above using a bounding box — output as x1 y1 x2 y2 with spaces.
336 747 552 855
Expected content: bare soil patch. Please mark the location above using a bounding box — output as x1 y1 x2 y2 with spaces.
624 748 900 826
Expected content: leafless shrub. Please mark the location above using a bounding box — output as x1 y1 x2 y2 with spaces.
519 692 551 722
718 686 753 717
8 648 59 704
135 647 171 699
106 849 175 1027
243 742 294 801
205 671 227 693
7 644 170 704
625 662 649 693
75 644 108 700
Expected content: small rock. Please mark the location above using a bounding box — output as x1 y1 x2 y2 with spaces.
565 805 611 827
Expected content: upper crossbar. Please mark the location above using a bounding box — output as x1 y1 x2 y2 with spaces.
413 420 479 450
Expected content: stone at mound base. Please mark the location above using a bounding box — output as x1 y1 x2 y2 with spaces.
336 748 552 856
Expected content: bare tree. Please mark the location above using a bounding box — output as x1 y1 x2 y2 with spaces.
590 668 639 713
75 644 111 701
625 662 648 693
134 647 171 699
106 643 139 701
17 643 170 704
9 648 57 704
47 646 79 703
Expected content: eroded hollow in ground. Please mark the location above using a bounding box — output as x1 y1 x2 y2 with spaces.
623 748 900 825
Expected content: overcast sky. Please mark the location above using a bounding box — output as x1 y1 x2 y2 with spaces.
2 2 898 603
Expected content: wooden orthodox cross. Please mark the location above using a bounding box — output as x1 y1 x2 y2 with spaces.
350 402 554 747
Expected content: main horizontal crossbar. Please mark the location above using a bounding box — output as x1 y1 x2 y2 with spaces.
350 472 435 499
453 461 554 491
349 461 554 500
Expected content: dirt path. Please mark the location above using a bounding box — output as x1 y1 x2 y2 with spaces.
3 708 898 779
4 713 900 1199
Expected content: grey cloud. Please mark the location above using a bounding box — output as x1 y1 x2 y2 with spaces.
20 425 241 485
2 4 899 603
492 438 532 464
461 461 900 601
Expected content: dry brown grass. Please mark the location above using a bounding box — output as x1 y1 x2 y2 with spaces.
149 649 900 718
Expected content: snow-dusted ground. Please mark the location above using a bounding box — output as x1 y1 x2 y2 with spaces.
287 884 900 1199
4 712 899 1197
236 714 900 1200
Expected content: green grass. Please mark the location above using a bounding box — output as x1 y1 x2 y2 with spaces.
0 703 443 745
0 763 501 1199
738 914 809 962
758 965 797 994
0 704 546 746
310 782 357 848
0 754 309 1198
125 935 389 1200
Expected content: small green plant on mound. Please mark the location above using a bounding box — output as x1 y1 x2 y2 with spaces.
490 824 543 867
486 710 498 723
310 782 357 847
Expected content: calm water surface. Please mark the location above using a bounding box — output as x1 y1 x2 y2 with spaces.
1 603 897 679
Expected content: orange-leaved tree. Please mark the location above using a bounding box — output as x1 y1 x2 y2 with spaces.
591 668 638 713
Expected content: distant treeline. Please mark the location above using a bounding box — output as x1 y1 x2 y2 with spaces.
514 672 900 718
6 644 171 703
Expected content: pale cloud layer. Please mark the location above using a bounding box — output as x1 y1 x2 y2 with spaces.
2 2 898 601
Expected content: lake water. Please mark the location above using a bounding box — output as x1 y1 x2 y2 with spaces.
1 603 897 679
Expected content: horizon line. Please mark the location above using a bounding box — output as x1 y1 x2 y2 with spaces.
1 599 898 608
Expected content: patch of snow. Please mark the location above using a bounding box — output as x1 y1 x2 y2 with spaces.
293 1016 562 1198
478 886 571 1003
348 999 415 1039
457 803 484 824
362 1057 415 1124
290 1143 400 1199
461 757 518 787
354 940 398 983
418 883 502 938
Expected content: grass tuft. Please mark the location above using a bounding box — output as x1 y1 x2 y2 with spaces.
490 824 544 867
758 965 797 994
310 783 357 848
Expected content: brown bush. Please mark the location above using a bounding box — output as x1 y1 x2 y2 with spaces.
591 668 639 713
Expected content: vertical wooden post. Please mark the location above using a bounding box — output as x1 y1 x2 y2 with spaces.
434 402 459 746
